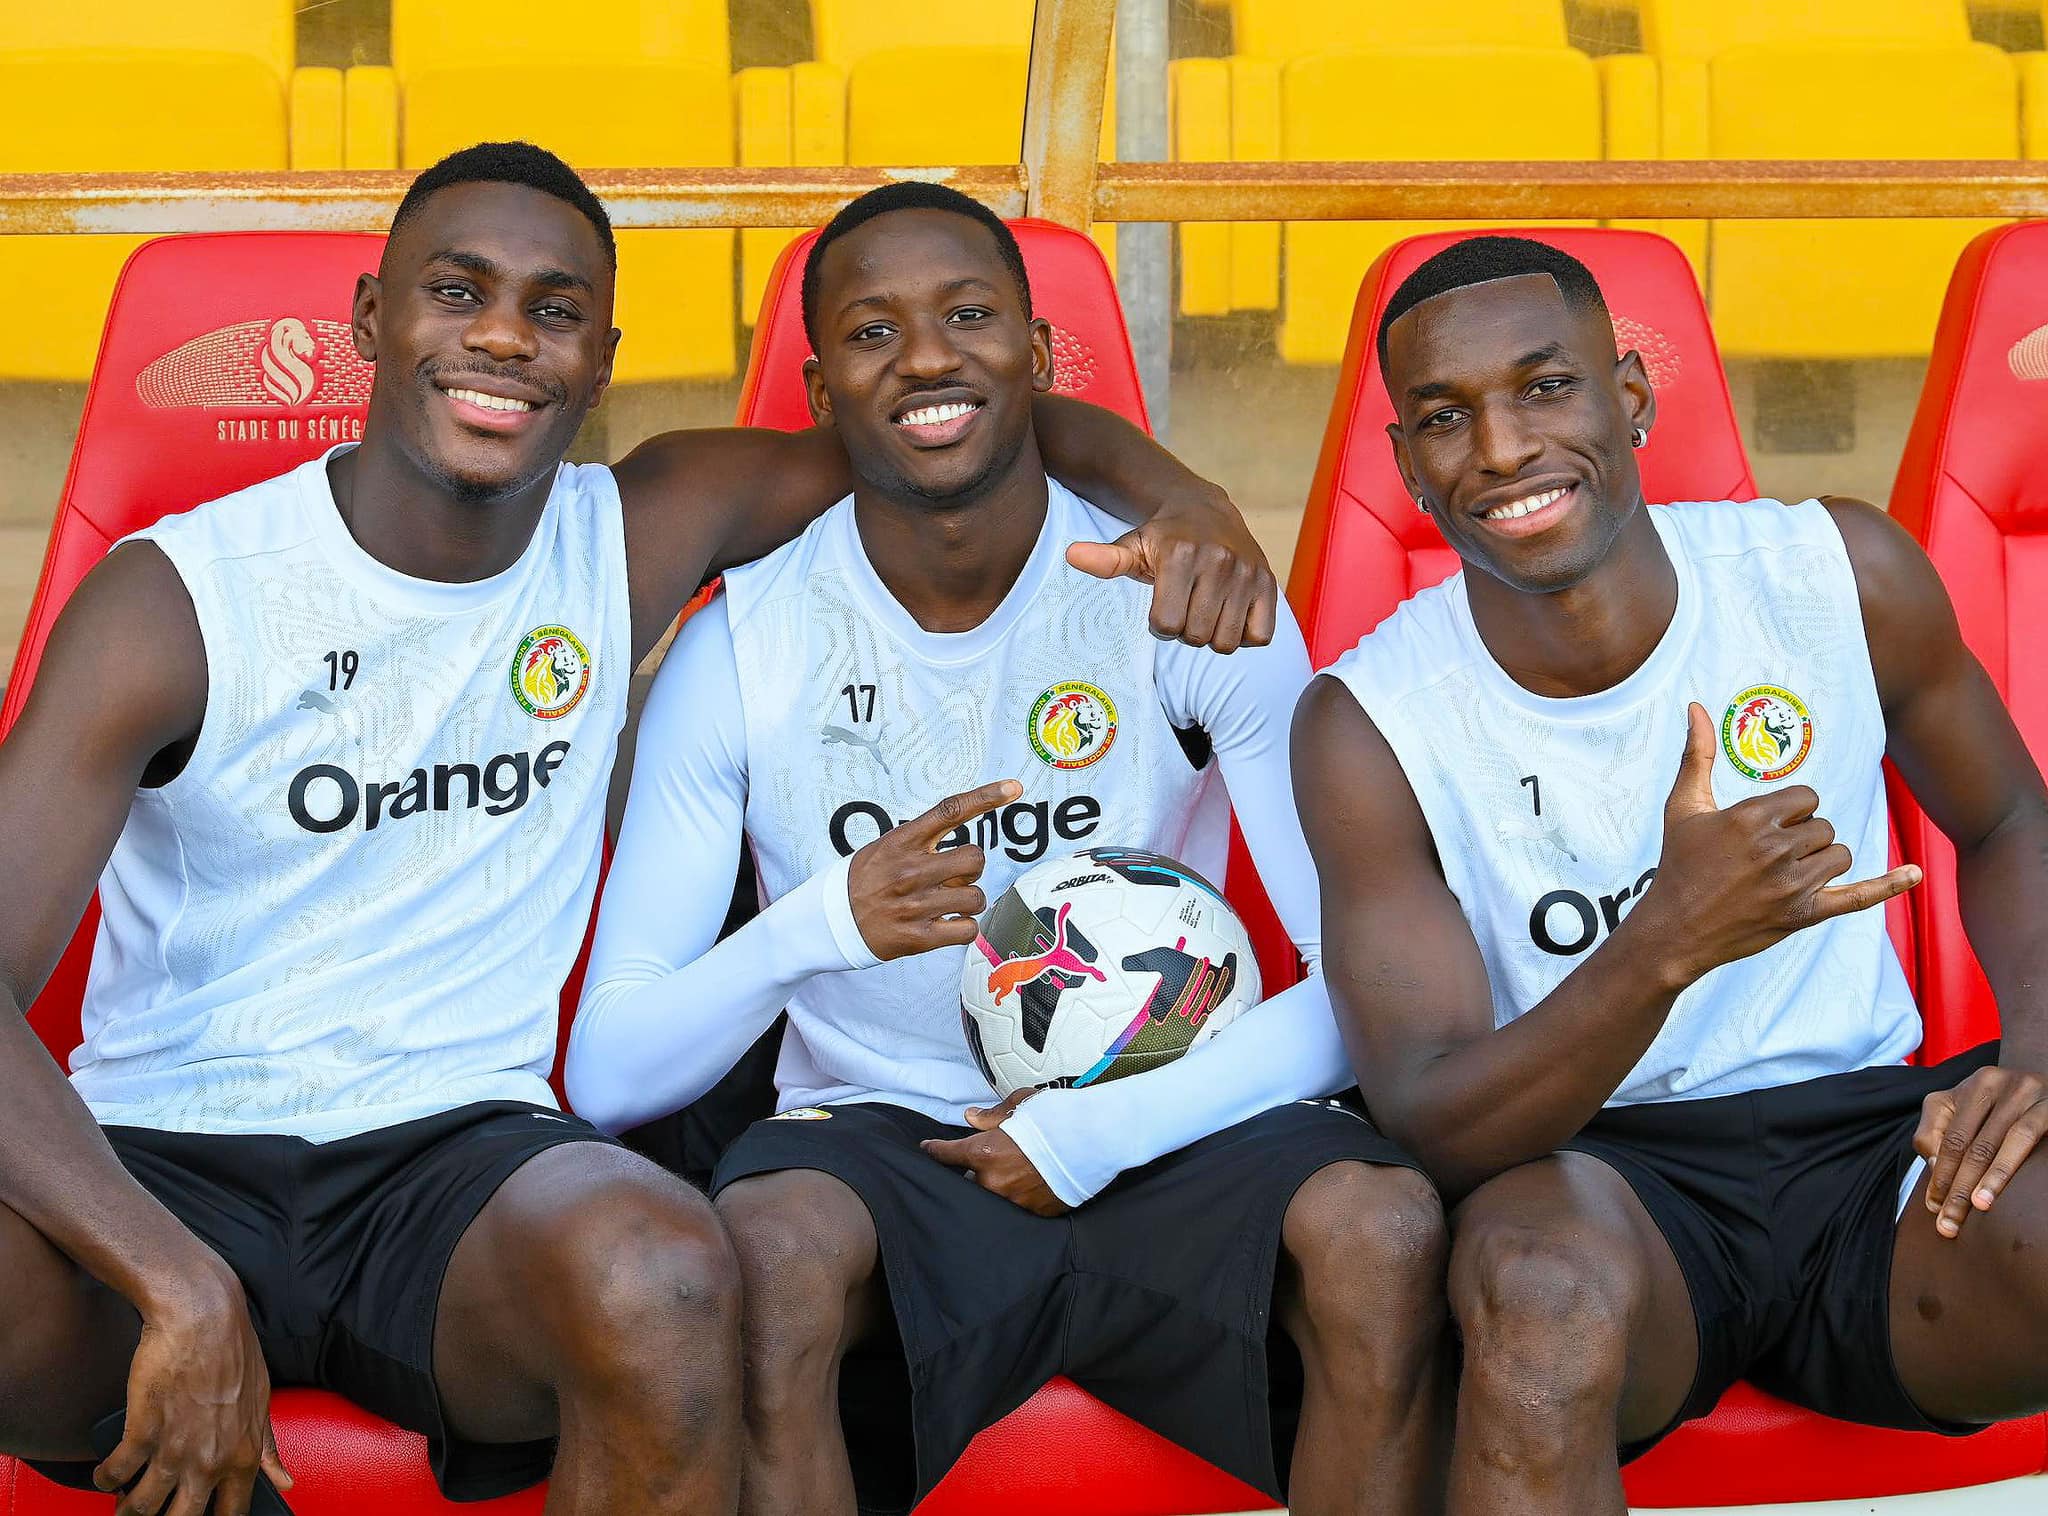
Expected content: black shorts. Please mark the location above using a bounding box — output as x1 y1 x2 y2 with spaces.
712 1096 1423 1514
26 1100 620 1501
1561 1042 2001 1462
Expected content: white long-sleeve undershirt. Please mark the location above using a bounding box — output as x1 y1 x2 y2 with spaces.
568 591 1353 1204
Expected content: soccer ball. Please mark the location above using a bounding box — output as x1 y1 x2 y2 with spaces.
960 847 1263 1098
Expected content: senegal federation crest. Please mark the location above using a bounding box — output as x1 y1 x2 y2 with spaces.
511 625 592 720
1722 684 1813 781
1029 680 1118 770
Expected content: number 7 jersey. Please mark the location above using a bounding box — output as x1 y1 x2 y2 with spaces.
1324 498 1921 1106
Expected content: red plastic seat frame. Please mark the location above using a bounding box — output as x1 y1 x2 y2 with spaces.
1287 227 2045 1504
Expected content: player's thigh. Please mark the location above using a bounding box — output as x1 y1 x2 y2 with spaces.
0 1198 140 1456
433 1140 738 1440
1891 1150 2048 1423
1449 1152 1698 1445
715 1169 887 1354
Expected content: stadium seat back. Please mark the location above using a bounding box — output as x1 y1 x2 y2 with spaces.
1636 0 1971 56
1231 0 1567 61
1 1 296 80
389 0 730 76
1703 42 2015 359
739 211 1282 1516
1889 221 2048 1060
0 233 382 1064
1277 48 1601 365
1288 227 1753 665
0 53 291 381
810 0 1036 70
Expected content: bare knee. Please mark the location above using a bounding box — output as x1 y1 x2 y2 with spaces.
716 1172 877 1383
0 1201 137 1455
1449 1210 1644 1418
1283 1162 1447 1366
527 1173 741 1392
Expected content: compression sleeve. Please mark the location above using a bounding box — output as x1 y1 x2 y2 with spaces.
1000 602 1355 1205
565 595 878 1134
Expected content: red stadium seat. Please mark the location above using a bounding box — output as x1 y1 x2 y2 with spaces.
741 218 1279 1516
1288 227 2043 1506
0 231 581 1516
1889 220 2048 1064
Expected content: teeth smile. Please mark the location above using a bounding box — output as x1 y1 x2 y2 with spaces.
445 387 536 413
1483 486 1570 521
897 401 980 427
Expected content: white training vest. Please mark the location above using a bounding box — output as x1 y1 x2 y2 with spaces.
1327 499 1921 1104
72 447 630 1138
723 481 1221 1121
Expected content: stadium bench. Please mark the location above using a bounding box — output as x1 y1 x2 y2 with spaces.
1286 225 2048 1505
737 216 1290 1516
736 0 1114 323
0 3 332 380
1627 0 2015 358
341 1 739 382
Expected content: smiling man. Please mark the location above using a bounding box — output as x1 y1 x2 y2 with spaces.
569 183 1449 1516
1295 235 2048 1514
0 143 1280 1516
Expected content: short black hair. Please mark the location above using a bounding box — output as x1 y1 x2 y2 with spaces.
1377 235 1607 372
389 141 616 269
801 181 1032 351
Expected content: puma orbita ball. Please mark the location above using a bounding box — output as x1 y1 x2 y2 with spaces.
960 847 1262 1099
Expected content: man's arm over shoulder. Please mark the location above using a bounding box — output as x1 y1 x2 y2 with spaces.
998 607 1349 1206
568 594 876 1132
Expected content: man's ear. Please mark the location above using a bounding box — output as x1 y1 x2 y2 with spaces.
1386 420 1425 508
803 355 834 427
589 327 621 412
1616 348 1657 440
351 273 380 362
1028 316 1055 394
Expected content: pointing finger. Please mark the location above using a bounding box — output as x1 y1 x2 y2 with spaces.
1811 863 1922 922
904 781 1021 848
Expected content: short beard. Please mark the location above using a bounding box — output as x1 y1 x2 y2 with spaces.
866 426 1025 510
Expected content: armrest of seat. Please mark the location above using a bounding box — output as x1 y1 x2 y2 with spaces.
343 66 399 169
1597 52 1659 159
290 67 345 170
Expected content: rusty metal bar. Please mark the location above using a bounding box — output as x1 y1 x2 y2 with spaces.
1021 0 1114 229
9 161 2048 236
0 167 1030 236
1091 159 2048 222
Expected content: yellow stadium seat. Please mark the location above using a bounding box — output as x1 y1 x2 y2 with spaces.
400 61 737 383
737 0 1114 327
1278 46 1602 364
0 51 289 380
1169 3 1636 324
348 2 740 381
389 0 728 74
2 3 296 81
1619 0 1975 263
1705 44 2016 358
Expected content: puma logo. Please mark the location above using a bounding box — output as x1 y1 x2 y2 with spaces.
821 723 890 775
985 901 1109 1005
297 690 338 714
